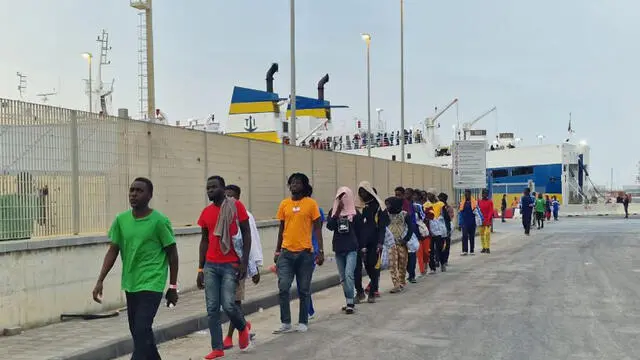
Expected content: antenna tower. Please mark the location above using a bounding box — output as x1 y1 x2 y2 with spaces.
96 29 112 95
130 0 155 121
16 72 27 99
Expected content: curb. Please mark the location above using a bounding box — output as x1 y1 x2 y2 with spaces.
61 274 341 360
64 235 468 360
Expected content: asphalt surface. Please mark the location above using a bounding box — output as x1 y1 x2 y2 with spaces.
117 217 640 360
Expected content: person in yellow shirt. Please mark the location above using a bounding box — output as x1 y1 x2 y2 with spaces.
273 173 325 334
426 192 447 272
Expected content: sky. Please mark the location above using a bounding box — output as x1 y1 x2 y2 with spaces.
1 0 638 186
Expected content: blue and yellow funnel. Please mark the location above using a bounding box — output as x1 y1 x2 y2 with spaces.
227 86 282 143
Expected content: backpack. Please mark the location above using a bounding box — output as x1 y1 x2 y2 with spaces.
388 211 408 245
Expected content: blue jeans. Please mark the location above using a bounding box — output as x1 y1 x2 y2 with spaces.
277 249 314 325
335 251 357 305
125 291 162 360
204 262 247 351
296 262 315 315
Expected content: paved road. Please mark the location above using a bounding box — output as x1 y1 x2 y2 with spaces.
117 217 640 360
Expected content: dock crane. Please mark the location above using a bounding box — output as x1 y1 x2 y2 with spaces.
462 106 496 140
424 98 458 146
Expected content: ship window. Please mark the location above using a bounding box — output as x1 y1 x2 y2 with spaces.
492 169 509 178
282 122 289 133
512 166 534 176
407 153 411 159
392 155 397 161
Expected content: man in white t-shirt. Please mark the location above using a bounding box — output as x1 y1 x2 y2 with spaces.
222 185 263 350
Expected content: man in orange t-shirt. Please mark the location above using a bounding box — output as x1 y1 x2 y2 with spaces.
273 173 325 334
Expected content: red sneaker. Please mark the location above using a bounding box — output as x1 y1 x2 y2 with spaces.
222 336 233 350
204 349 224 359
238 321 252 350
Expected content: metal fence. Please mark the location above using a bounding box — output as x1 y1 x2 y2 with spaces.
0 98 454 241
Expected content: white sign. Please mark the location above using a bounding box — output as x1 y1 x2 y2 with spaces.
226 113 280 134
452 140 487 189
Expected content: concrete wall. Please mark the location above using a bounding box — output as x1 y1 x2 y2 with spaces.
0 221 335 331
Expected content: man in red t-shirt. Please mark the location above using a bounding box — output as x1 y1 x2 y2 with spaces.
196 175 253 359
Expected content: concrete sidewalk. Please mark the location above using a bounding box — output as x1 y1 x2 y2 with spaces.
0 233 475 360
0 263 341 360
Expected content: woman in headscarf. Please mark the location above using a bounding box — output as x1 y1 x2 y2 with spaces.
326 186 363 314
354 181 389 303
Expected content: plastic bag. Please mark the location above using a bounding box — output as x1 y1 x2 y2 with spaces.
474 207 484 227
407 233 419 252
429 217 447 237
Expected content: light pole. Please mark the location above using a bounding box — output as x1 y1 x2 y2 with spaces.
362 33 372 157
289 0 297 145
82 52 93 112
399 0 405 162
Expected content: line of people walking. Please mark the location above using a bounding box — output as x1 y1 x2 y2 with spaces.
92 174 493 359
519 188 560 235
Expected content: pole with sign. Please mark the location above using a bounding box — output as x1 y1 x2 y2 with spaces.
453 140 487 189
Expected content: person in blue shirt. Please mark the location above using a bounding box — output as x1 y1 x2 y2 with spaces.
296 207 324 319
457 189 478 255
520 188 535 235
552 196 560 221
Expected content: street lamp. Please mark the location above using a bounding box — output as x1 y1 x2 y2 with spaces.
289 0 297 145
362 33 372 157
82 52 93 113
400 0 405 162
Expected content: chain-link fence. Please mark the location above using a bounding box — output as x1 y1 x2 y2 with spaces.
0 98 454 241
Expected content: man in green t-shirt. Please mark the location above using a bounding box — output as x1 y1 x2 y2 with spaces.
92 177 179 359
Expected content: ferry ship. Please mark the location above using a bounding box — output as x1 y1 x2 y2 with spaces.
177 63 594 209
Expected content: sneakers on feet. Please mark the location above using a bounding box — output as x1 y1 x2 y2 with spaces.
273 323 294 334
486 249 491 254
308 313 316 321
238 322 251 350
408 278 417 283
345 305 355 314
390 286 402 293
367 296 376 303
204 350 225 359
295 323 308 333
222 336 233 350
461 252 468 256
356 292 366 303
441 264 447 272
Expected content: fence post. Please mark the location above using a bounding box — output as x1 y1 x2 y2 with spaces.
310 149 315 187
248 139 253 210
281 142 286 200
147 123 153 178
203 132 209 206
334 152 338 195
70 110 80 235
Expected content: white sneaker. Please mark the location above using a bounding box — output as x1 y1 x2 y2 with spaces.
295 323 308 333
273 323 294 334
308 313 316 321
